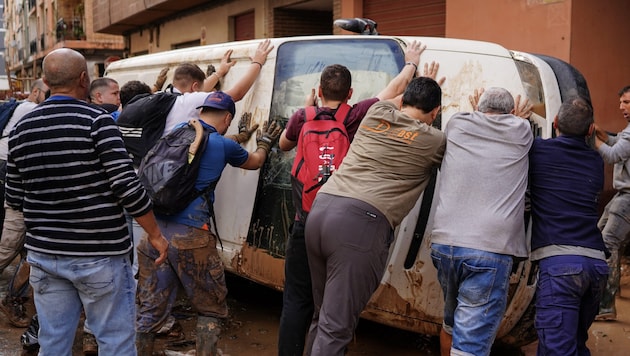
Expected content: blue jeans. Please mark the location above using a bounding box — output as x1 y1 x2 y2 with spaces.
535 255 608 356
430 243 513 356
27 251 137 356
597 192 630 311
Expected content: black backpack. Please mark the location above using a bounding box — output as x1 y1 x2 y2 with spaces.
117 91 181 167
138 119 217 215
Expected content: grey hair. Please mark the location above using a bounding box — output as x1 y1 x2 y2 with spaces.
478 87 515 114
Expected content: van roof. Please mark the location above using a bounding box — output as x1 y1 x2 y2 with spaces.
105 35 513 73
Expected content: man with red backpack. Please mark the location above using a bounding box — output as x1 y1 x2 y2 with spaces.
277 40 431 356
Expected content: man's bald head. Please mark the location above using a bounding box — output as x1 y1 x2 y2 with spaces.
42 48 89 99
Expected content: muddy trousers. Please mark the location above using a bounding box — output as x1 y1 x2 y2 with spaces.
304 194 392 356
136 220 228 334
597 192 630 313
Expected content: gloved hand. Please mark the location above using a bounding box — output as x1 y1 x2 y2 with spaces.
230 112 260 143
256 120 282 154
154 67 170 91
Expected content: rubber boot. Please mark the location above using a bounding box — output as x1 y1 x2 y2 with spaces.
136 332 155 356
196 316 221 356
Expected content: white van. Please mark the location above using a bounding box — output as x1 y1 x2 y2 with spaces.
105 35 591 347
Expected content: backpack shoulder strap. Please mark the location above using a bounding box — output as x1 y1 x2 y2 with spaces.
304 106 318 123
334 103 352 125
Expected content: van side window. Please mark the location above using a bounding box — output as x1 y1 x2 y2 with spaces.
514 60 546 137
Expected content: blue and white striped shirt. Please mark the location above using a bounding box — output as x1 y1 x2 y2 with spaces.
6 96 152 256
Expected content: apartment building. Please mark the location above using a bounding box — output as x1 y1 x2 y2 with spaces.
2 0 124 93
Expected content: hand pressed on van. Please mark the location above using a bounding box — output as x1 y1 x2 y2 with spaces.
422 61 445 86
514 94 533 119
251 39 274 67
228 112 260 144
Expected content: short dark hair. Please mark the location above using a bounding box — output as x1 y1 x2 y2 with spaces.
556 96 593 136
401 77 441 113
320 64 352 102
174 63 206 87
120 80 151 108
618 85 630 97
89 77 118 98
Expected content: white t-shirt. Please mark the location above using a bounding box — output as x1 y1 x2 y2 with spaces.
0 100 37 160
162 88 212 137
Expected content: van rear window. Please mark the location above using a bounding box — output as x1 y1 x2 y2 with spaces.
270 39 404 123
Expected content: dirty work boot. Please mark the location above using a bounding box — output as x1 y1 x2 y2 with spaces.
82 332 98 355
136 332 156 356
596 250 619 321
0 296 30 327
196 316 221 356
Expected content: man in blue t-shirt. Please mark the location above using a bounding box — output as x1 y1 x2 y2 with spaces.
135 91 281 355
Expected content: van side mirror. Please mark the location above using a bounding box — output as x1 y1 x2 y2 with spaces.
334 18 378 35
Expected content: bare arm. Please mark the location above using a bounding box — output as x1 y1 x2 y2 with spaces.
376 40 425 101
224 39 274 101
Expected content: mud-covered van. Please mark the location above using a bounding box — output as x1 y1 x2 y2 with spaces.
105 35 590 347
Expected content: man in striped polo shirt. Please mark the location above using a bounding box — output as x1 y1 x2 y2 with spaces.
5 48 169 355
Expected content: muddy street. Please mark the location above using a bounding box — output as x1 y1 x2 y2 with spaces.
1 259 630 355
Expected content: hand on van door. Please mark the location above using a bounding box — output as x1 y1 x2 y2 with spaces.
514 94 533 119
469 88 485 111
256 119 283 153
422 61 445 86
217 49 236 77
251 39 274 68
305 88 318 107
229 112 260 144
153 66 170 92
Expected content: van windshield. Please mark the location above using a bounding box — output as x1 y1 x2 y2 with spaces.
252 38 405 256
270 38 405 123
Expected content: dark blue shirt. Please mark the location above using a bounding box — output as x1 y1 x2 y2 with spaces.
529 135 607 254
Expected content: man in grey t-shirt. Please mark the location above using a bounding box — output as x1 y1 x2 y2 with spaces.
430 87 533 356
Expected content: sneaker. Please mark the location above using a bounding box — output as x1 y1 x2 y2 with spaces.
0 297 30 328
595 306 617 321
82 332 98 355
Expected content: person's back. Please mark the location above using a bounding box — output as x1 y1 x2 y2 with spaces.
529 97 608 355
430 87 532 356
319 99 445 227
431 103 532 257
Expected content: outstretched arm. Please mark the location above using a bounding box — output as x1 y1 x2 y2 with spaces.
376 40 425 101
203 49 236 92
225 39 274 101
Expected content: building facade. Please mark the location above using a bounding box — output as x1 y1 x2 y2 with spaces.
90 0 628 134
2 0 124 93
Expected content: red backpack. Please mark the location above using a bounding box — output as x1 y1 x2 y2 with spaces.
291 104 352 222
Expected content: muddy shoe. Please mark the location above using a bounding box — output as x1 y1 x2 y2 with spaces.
0 297 30 328
595 306 617 321
83 332 98 355
158 321 185 341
